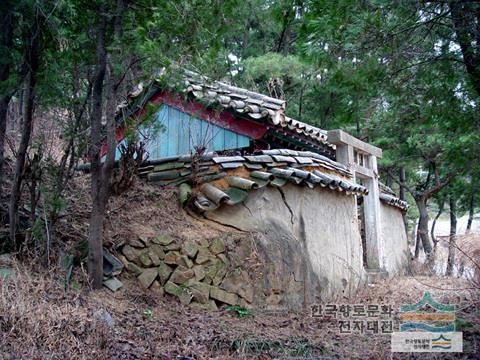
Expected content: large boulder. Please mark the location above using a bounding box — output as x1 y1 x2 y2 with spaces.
193 265 205 281
221 269 253 303
150 245 166 260
129 238 146 248
126 262 143 276
148 250 161 266
152 234 174 246
150 280 165 296
122 245 139 263
176 254 193 268
138 251 153 267
195 247 212 265
209 237 225 255
164 251 179 265
189 281 211 304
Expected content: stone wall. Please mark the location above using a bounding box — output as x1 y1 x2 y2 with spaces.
380 203 410 275
204 184 366 309
119 233 257 310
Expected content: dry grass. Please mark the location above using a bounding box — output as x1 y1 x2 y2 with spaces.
1 262 479 359
456 232 480 283
53 175 232 258
424 232 480 284
0 264 111 359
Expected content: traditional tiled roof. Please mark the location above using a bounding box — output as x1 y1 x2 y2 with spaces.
116 69 333 151
138 149 368 213
184 70 286 118
183 70 331 148
378 183 408 211
379 193 408 211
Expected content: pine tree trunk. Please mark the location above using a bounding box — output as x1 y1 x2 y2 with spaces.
415 195 432 257
446 194 457 276
8 22 40 246
88 174 107 287
88 2 108 288
0 97 10 190
414 228 422 259
449 1 480 97
466 190 474 233
399 167 408 236
431 197 445 248
87 0 124 288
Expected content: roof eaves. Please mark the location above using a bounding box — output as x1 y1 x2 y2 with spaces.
138 150 371 214
117 69 335 151
379 193 408 211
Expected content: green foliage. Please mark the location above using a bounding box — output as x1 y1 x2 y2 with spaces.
143 308 153 320
123 102 165 147
242 53 308 81
296 0 480 223
70 279 81 291
240 53 312 118
31 217 45 244
45 193 66 217
226 305 251 318
455 317 473 331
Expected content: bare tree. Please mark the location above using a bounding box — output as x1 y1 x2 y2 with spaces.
446 194 457 276
88 0 124 288
0 1 15 196
9 10 43 246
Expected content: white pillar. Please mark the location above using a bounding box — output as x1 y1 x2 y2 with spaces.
335 144 354 167
363 156 383 269
327 130 384 271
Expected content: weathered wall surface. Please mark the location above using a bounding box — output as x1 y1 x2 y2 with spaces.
205 184 366 309
380 203 410 275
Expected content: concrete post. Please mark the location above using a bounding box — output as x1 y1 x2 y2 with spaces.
327 129 384 271
335 144 354 167
363 156 383 269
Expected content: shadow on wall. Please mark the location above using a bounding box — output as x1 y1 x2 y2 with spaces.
253 216 323 310
381 203 410 276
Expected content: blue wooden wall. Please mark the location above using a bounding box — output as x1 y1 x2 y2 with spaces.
116 104 250 160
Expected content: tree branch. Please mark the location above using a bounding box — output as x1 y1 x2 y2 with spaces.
386 168 415 197
425 172 455 198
